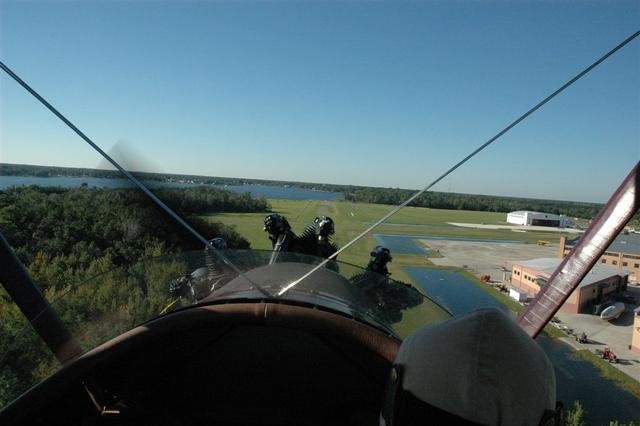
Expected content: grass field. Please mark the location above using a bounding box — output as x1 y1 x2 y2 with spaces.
204 199 574 336
206 199 573 270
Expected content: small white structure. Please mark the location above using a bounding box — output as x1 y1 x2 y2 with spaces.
509 287 528 302
507 211 531 226
506 211 574 228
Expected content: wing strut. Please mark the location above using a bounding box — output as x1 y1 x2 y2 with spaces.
518 162 639 338
0 232 83 363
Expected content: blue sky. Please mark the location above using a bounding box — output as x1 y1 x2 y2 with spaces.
0 1 638 203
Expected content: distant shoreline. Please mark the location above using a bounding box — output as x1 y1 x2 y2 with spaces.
0 162 350 194
0 175 344 202
0 162 602 203
1 162 622 224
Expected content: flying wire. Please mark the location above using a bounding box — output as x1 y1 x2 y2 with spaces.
278 29 640 296
0 60 272 298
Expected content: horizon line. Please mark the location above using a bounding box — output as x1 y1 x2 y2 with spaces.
0 161 607 206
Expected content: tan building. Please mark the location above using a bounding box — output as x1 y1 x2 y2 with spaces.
632 308 640 355
511 258 627 314
559 233 640 282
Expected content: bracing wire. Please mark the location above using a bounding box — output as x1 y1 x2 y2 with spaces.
278 29 640 296
0 60 272 298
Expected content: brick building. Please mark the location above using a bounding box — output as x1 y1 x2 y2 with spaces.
632 308 640 355
559 233 640 282
510 257 627 314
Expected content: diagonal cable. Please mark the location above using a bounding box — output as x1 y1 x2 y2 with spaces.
0 60 272 298
279 29 640 296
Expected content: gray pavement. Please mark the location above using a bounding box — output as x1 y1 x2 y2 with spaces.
418 239 558 280
555 284 640 381
448 222 584 233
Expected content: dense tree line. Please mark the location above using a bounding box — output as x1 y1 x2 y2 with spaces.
155 187 269 213
344 188 606 220
0 185 269 407
1 163 123 179
0 186 269 275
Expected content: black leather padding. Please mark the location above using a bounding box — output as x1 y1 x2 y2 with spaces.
1 302 399 426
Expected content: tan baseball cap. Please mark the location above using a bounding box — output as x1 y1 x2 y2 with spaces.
384 308 556 425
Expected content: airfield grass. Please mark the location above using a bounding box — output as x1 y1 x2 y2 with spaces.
207 199 504 275
208 199 573 257
203 199 574 335
572 350 640 399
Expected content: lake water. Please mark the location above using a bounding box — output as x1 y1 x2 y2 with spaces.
407 266 640 424
405 268 507 315
0 176 343 201
373 234 431 255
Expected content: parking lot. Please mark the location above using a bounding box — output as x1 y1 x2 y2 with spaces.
555 284 640 381
419 238 558 279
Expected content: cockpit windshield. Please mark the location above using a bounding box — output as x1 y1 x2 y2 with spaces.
0 249 450 404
